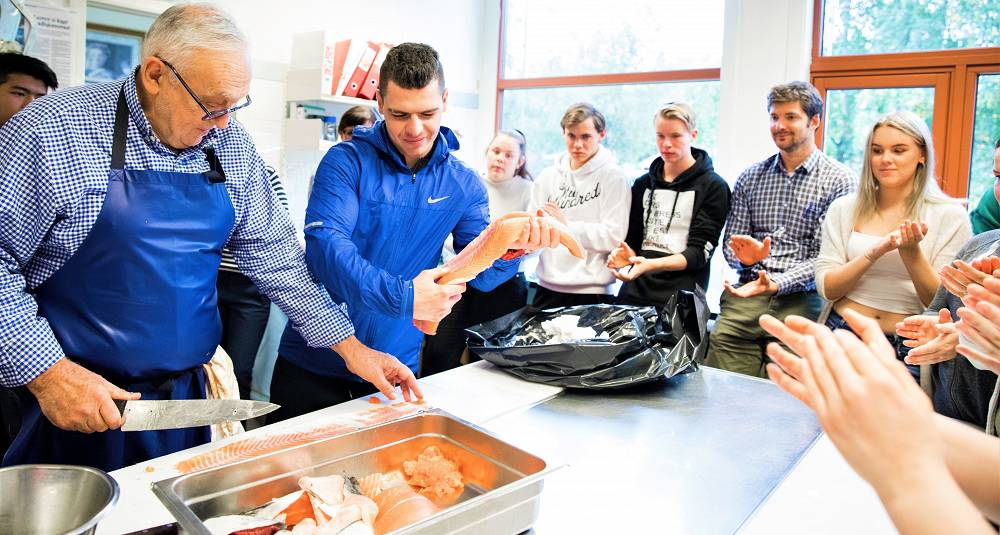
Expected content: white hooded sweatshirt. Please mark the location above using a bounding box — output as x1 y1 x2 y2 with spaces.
531 145 631 294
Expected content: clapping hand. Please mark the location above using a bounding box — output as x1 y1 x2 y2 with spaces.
724 270 778 298
897 220 929 252
953 276 1000 374
729 235 771 266
902 309 958 366
758 309 945 496
941 259 992 298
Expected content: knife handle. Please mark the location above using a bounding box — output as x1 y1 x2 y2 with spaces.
115 399 128 416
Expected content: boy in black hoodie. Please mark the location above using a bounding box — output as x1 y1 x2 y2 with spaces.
608 102 731 306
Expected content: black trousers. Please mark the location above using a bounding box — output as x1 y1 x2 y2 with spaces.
217 269 271 400
531 285 614 310
421 273 528 377
267 355 377 424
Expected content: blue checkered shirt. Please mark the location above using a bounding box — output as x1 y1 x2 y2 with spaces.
0 73 354 387
723 149 855 295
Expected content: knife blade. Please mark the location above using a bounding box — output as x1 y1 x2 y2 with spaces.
115 399 280 431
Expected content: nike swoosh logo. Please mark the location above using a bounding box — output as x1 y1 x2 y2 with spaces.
427 196 449 204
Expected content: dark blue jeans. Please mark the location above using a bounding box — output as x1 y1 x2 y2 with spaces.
825 310 920 382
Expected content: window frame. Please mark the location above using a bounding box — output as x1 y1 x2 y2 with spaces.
495 0 722 131
811 0 1000 198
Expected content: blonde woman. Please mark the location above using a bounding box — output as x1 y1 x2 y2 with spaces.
815 111 971 380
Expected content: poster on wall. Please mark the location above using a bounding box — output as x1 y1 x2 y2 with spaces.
84 26 141 84
23 2 78 88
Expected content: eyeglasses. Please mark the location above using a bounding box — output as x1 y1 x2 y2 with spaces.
155 56 252 121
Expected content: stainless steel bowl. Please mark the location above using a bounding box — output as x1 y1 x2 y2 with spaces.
0 464 119 535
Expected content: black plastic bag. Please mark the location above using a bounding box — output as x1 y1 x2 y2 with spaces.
466 290 707 389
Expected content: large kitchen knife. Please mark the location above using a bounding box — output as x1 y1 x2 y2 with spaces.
115 399 280 431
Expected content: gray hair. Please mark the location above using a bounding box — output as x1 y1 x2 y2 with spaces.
142 3 248 68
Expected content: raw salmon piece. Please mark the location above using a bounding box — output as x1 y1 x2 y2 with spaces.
414 212 584 335
176 404 426 473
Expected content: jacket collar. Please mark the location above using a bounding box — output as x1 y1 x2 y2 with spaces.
354 120 460 173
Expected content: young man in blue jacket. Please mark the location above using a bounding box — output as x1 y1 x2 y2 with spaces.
270 43 560 420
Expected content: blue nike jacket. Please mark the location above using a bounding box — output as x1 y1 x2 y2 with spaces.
278 121 521 379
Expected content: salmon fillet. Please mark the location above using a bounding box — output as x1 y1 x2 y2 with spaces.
414 212 584 335
176 403 424 473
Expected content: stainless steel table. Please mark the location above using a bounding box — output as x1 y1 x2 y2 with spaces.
484 367 822 534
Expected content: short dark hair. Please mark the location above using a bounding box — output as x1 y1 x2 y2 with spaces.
378 43 444 97
338 105 377 137
0 53 58 89
767 81 823 120
995 136 999 150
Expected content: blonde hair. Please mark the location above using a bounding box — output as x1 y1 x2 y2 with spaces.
142 3 247 69
854 111 951 222
655 101 697 132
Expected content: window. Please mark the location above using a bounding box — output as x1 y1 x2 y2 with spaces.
498 0 723 179
966 73 1000 207
811 0 1000 202
502 81 720 178
503 0 723 78
820 0 1000 57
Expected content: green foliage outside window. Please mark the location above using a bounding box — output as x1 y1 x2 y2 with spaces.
822 0 999 56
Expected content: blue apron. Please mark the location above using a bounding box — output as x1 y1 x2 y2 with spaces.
3 86 235 472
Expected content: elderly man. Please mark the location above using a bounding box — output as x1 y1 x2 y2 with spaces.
0 3 418 472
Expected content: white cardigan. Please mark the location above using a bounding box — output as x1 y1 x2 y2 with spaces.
815 193 972 314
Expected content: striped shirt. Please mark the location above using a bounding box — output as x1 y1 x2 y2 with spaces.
219 165 289 273
723 149 855 295
0 72 353 387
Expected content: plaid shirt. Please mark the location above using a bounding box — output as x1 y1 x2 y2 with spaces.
723 149 855 295
0 73 353 387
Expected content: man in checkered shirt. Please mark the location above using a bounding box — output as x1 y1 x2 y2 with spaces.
0 4 419 471
705 81 855 378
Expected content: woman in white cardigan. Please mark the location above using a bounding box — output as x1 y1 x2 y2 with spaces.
815 111 971 380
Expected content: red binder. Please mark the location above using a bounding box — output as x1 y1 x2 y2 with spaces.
358 43 392 100
342 41 379 98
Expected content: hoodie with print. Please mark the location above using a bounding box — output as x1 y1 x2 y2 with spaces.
617 147 731 307
531 145 630 295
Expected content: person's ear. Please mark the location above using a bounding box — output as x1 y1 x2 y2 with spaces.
141 57 167 96
441 88 449 114
376 89 384 115
690 128 699 142
808 113 821 131
598 129 606 142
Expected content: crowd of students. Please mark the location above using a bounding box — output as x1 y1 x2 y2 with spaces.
420 79 1000 532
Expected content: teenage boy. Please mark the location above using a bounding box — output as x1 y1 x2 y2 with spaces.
531 102 631 309
271 43 560 420
609 101 731 306
705 81 854 377
0 52 57 127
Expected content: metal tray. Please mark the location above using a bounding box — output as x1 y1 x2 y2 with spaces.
152 409 556 534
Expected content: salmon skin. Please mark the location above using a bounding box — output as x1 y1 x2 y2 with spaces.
175 403 423 473
414 212 584 335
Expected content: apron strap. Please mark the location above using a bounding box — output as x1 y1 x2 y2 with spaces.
203 147 227 183
110 86 129 171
